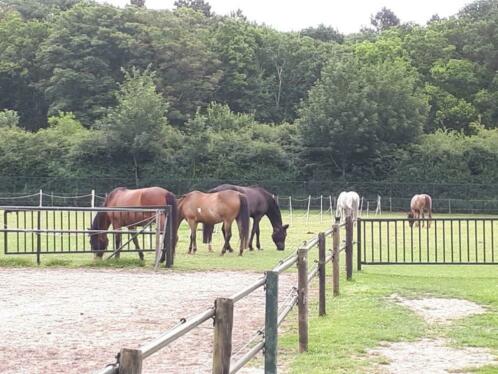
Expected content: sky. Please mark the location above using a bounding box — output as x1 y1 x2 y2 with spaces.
98 0 472 34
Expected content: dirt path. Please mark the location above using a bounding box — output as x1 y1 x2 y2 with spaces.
369 295 496 373
0 268 295 374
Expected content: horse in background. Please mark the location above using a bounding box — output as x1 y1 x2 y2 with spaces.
89 187 178 261
178 190 250 255
408 194 432 228
203 184 289 251
336 191 360 224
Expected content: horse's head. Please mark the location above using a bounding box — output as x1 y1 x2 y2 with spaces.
272 224 289 251
407 212 415 228
89 212 111 258
89 232 109 258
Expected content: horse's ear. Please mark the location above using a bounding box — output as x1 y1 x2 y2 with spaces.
283 224 289 230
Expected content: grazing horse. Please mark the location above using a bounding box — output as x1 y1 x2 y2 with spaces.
336 191 360 224
408 194 432 228
203 184 289 251
178 190 250 255
89 187 178 261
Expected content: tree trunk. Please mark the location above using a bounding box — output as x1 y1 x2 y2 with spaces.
133 155 140 187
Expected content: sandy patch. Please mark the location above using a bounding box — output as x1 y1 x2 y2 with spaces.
389 294 486 324
0 267 295 374
369 338 496 374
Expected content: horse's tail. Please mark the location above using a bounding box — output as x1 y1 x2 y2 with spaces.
165 192 178 252
237 193 250 249
203 223 214 244
425 195 433 213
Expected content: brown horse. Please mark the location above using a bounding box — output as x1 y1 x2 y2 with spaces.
178 190 250 255
408 194 432 228
89 187 178 261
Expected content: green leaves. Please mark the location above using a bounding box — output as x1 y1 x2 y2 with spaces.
298 50 428 178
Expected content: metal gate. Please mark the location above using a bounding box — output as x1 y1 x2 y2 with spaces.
0 206 174 267
357 218 498 267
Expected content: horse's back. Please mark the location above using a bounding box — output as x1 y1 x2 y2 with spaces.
208 184 273 216
107 187 171 207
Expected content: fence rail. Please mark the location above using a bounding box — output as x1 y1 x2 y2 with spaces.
96 217 355 374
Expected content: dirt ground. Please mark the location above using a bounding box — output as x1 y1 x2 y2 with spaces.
0 268 296 374
369 294 496 373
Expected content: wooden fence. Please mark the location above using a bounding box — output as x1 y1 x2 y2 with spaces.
96 216 355 374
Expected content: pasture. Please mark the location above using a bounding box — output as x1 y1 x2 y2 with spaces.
0 210 497 373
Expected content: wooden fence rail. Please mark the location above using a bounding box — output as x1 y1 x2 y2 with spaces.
96 218 355 374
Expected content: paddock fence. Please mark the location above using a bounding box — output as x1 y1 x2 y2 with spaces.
96 217 356 374
358 217 498 267
0 206 175 267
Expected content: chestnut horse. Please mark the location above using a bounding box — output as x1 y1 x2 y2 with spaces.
178 190 250 255
408 194 432 228
203 184 289 251
89 187 178 261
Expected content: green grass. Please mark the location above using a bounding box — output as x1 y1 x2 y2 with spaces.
280 265 498 373
0 209 327 271
1 209 497 372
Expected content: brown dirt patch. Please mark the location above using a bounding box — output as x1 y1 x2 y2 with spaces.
369 338 496 374
389 294 486 324
0 268 295 373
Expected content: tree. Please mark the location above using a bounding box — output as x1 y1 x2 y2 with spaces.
98 68 172 185
35 3 141 125
300 24 344 43
0 109 20 128
370 7 400 32
174 0 211 17
0 10 49 130
130 0 145 7
298 51 428 178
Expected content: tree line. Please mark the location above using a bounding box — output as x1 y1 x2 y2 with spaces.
0 0 497 190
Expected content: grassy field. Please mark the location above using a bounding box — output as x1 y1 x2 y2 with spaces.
1 209 497 373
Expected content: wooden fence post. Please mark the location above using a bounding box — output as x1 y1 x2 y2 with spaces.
212 298 234 374
332 223 340 297
119 348 142 374
297 247 308 353
318 232 326 316
165 206 174 268
345 216 353 281
357 218 362 271
265 271 278 374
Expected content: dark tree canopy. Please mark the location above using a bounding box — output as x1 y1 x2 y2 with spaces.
300 24 344 43
0 0 497 187
130 0 145 7
370 7 400 32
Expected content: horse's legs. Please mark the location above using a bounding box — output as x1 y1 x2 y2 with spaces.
187 220 198 254
114 230 122 259
249 216 262 251
427 209 432 228
132 235 144 261
254 216 262 250
221 224 234 253
221 221 233 255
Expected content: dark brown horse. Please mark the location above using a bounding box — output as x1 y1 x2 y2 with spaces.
408 194 432 228
178 190 250 255
89 187 178 261
203 184 289 251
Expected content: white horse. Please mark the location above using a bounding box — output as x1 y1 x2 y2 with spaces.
336 191 360 224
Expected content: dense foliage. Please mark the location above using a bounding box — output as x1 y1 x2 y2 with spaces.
0 0 497 190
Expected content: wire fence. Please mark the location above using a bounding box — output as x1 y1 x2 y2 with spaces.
2 190 498 215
